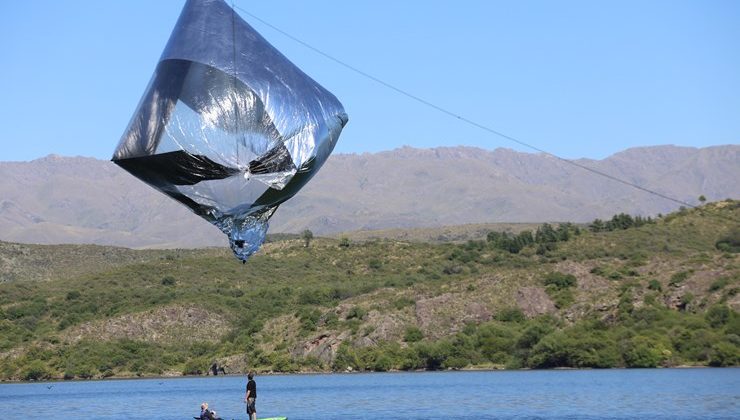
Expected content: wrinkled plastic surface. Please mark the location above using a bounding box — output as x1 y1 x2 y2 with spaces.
112 0 347 261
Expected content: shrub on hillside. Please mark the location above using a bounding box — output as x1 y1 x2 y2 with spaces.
297 308 321 332
543 272 577 289
516 320 555 350
542 272 577 308
708 277 731 292
393 297 416 309
622 336 665 367
669 271 691 287
647 279 662 291
705 305 731 328
332 343 359 371
346 306 367 320
477 323 517 362
21 360 51 381
709 342 740 367
715 227 740 253
546 288 575 309
161 276 176 286
529 332 620 368
368 259 382 270
496 307 526 323
404 326 423 343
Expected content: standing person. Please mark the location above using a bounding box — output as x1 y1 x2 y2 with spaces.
244 371 257 420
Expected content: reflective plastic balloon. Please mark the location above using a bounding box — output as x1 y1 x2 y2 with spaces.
112 0 347 261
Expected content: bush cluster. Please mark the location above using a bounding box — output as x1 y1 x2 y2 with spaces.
486 223 579 254
330 305 739 372
589 213 655 232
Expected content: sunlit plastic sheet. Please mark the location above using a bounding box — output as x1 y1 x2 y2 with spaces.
112 0 347 261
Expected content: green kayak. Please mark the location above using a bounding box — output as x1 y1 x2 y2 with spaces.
195 417 286 420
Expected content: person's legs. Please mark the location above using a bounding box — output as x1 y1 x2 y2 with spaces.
247 398 256 420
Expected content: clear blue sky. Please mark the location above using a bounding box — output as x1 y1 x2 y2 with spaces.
1 0 738 162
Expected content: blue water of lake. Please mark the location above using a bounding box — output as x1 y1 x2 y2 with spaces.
1 368 738 419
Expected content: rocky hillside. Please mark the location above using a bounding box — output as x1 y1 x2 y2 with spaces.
0 201 737 380
0 145 737 248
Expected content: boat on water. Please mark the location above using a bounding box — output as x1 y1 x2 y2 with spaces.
195 416 287 420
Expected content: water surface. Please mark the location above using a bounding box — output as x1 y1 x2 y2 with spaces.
1 368 738 419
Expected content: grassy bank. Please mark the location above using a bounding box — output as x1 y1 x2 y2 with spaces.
0 201 738 380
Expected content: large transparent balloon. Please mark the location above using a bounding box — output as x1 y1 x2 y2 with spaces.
112 0 347 262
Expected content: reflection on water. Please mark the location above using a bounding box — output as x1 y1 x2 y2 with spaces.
2 369 739 419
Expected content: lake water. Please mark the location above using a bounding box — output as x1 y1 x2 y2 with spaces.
1 369 738 419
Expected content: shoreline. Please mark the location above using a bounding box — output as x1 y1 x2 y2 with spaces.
0 364 720 384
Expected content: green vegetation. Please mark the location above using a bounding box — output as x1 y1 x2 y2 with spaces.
542 272 577 309
715 226 740 253
589 213 655 232
647 279 662 291
0 201 738 380
669 271 691 287
486 222 579 254
301 229 314 248
328 307 739 371
404 326 423 343
338 237 351 248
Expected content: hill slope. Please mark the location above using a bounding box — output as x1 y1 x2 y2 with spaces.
0 145 737 248
0 201 737 380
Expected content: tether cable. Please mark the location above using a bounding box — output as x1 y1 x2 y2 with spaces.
233 4 738 223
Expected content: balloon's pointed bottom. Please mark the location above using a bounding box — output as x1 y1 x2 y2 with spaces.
215 210 272 262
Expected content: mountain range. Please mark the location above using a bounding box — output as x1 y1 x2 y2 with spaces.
0 144 737 248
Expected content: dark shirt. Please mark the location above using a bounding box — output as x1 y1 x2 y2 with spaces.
246 379 257 399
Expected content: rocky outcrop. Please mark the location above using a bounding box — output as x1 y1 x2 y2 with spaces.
515 287 556 318
554 261 612 294
352 310 408 347
63 305 229 344
415 293 492 339
292 331 352 364
216 354 250 375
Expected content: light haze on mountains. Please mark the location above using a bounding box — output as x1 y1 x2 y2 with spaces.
0 145 737 249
